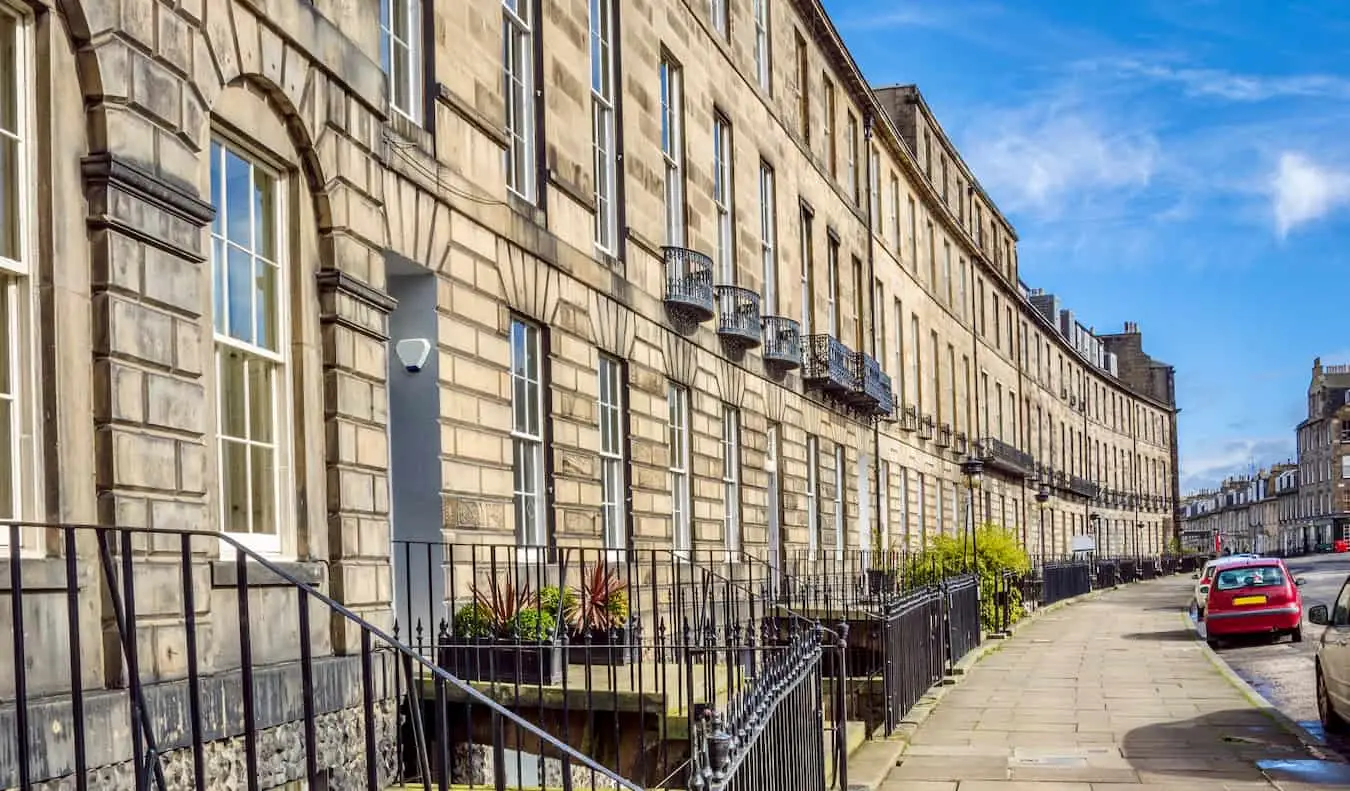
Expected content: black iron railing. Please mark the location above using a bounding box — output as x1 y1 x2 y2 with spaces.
942 576 980 668
1067 474 1099 499
392 542 846 789
936 423 953 448
803 335 856 393
954 431 969 455
664 246 716 322
761 316 802 368
1040 561 1092 605
918 415 935 440
900 404 918 431
1 524 641 791
979 436 1035 478
849 352 893 417
715 285 762 347
879 587 944 736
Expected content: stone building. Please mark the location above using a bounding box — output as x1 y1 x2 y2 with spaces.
1178 465 1291 555
1293 358 1350 547
0 0 1179 786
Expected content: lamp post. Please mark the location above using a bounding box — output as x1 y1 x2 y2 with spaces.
961 456 984 571
1036 483 1051 562
1089 512 1101 562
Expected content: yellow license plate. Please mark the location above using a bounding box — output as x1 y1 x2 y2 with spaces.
1233 595 1267 606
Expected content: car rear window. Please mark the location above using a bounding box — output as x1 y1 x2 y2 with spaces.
1214 566 1285 592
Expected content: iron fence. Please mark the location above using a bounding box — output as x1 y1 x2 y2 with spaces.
1041 561 1092 605
942 575 981 668
878 587 945 736
0 523 641 791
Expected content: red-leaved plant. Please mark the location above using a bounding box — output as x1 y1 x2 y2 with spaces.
571 562 630 633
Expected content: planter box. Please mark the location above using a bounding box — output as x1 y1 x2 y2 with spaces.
565 625 641 666
438 639 564 686
867 568 897 597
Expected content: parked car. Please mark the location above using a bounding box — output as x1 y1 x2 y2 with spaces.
1336 539 1349 553
1310 576 1350 731
1203 558 1304 648
1193 555 1260 619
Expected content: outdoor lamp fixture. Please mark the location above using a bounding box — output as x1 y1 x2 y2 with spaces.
1090 511 1102 558
960 457 984 568
1035 483 1051 562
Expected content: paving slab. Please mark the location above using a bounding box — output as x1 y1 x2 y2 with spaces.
880 575 1327 788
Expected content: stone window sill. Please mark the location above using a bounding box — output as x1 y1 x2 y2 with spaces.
210 560 326 589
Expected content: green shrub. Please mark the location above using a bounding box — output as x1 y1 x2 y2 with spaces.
604 588 630 625
452 602 494 638
509 607 557 641
907 523 1031 632
538 585 578 620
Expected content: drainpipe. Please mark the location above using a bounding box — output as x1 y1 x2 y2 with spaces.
864 114 883 559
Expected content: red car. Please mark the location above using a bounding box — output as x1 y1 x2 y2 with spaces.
1336 539 1349 553
1204 558 1305 648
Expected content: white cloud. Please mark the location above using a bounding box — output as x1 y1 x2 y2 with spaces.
1269 152 1350 237
962 109 1159 217
1107 61 1350 102
1180 436 1292 494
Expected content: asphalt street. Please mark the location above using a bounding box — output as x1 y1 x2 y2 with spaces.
1199 553 1350 749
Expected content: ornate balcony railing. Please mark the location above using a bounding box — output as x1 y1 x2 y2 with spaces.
918 414 935 440
936 423 953 448
849 352 894 416
901 404 918 431
663 246 715 321
978 436 1035 479
1067 474 1100 500
803 334 856 393
761 315 802 368
715 285 762 347
954 431 969 455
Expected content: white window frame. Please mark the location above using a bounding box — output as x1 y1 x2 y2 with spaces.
759 162 777 313
668 383 692 554
869 147 879 222
380 0 422 123
710 0 729 38
598 355 626 552
897 466 909 549
888 175 900 249
917 474 927 550
721 405 741 558
659 57 685 246
833 445 845 557
0 6 37 554
825 237 839 336
806 435 820 555
713 113 734 283
936 478 945 536
752 0 770 91
210 138 293 558
846 114 859 203
503 0 536 201
799 206 812 335
590 0 618 254
511 317 547 548
879 460 890 552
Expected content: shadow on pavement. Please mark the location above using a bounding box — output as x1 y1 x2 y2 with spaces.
1122 709 1330 783
1120 628 1196 641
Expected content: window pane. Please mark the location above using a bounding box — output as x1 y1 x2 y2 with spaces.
248 358 274 443
255 260 278 352
211 239 226 334
224 150 252 247
253 170 276 261
393 41 412 111
0 136 15 262
0 396 11 520
0 15 13 136
249 445 277 536
219 348 248 439
221 439 250 534
226 246 253 343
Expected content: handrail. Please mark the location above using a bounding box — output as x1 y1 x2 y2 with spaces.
2 522 645 791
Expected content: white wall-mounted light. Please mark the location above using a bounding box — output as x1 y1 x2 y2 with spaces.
395 338 432 373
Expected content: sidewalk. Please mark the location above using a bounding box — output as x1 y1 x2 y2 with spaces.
880 574 1342 790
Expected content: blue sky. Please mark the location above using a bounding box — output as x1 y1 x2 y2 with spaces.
823 0 1350 493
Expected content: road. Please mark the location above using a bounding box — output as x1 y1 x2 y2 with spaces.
1201 552 1350 745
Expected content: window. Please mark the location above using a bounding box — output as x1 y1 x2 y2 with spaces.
833 445 845 555
911 314 921 413
879 461 890 551
917 474 927 548
759 162 777 312
869 147 879 220
510 319 548 546
942 241 952 305
926 220 936 288
752 0 770 91
722 405 741 555
659 57 685 245
799 205 814 334
591 0 617 253
1341 455 1350 479
907 196 917 271
947 344 956 429
668 384 691 551
957 258 967 320
846 113 859 204
0 8 31 546
1214 565 1285 592
893 299 904 398
930 331 940 422
852 256 864 351
380 0 421 122
806 435 820 553
598 356 626 549
897 466 909 548
823 78 836 177
874 281 885 365
936 478 945 535
710 0 728 38
794 33 810 142
713 113 734 282
503 0 535 200
211 140 290 555
888 175 900 248
825 235 839 335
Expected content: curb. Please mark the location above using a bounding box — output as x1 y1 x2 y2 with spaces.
1179 611 1343 762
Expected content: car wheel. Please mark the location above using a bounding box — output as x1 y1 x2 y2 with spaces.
1207 638 1221 650
1319 669 1347 733
1292 626 1304 643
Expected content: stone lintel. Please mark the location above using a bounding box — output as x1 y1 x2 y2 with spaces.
316 267 397 342
81 152 215 228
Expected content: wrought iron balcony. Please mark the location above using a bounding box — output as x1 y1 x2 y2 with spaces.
662 246 715 322
761 315 802 368
937 423 953 448
918 414 935 440
848 352 895 416
803 334 856 393
954 431 969 454
978 436 1035 479
900 404 918 431
715 285 762 347
1067 474 1100 500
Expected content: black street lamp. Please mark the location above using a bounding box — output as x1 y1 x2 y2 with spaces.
1036 483 1051 562
961 456 984 571
1089 512 1102 561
